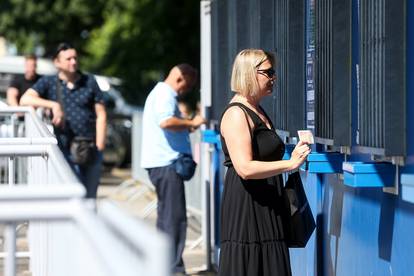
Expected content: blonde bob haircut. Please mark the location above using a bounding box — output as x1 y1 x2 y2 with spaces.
230 49 275 98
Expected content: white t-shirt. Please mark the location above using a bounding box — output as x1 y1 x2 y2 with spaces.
140 82 191 169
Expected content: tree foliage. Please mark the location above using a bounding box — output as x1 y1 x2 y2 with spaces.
0 0 105 55
83 0 200 105
0 0 200 106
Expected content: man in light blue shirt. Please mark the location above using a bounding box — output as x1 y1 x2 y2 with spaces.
141 81 192 168
141 64 205 274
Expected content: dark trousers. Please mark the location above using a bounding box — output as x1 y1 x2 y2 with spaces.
148 165 187 273
62 148 103 198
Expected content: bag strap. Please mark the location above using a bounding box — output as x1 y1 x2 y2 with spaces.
54 76 68 131
55 76 64 109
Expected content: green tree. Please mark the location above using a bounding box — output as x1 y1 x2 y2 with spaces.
0 0 200 107
83 0 200 106
0 0 105 55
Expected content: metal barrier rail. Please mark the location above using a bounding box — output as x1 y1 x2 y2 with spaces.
0 107 169 276
0 186 170 276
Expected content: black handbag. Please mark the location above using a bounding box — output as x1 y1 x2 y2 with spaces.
283 171 316 248
174 153 197 181
70 136 96 166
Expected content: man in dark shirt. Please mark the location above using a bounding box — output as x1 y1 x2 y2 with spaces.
20 43 107 198
6 54 40 106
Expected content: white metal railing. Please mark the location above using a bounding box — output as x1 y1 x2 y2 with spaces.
0 106 169 276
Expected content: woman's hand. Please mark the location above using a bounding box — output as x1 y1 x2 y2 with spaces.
289 140 311 170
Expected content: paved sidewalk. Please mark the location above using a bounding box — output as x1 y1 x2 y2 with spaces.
98 167 217 276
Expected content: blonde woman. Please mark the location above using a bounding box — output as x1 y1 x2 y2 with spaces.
218 49 311 276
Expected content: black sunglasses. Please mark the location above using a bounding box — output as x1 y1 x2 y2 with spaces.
257 68 276 78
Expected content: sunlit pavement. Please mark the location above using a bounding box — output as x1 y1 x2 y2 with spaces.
98 167 217 276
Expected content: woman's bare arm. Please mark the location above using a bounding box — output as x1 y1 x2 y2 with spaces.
221 106 310 180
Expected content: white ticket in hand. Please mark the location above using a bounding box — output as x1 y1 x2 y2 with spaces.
297 130 314 144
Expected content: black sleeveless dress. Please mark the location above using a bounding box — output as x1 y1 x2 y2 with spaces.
218 102 291 276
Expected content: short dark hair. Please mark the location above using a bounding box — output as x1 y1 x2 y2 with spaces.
176 63 198 82
53 42 75 59
24 54 37 61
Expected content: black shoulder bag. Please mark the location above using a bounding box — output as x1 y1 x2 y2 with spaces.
174 153 197 181
55 77 96 166
283 171 316 248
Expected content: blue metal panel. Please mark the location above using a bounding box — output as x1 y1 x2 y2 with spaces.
202 130 220 145
343 162 395 174
282 144 295 160
343 171 395 188
321 174 414 276
392 201 414 275
307 152 344 173
289 171 318 276
342 162 396 187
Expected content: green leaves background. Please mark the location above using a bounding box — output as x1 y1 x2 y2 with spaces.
0 0 200 106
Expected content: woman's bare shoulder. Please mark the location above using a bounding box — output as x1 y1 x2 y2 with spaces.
221 104 247 126
221 104 251 136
